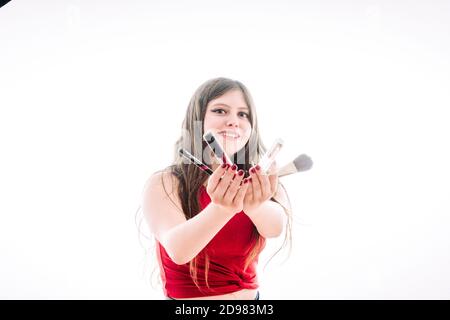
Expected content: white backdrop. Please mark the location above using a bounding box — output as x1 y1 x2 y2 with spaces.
1 0 449 299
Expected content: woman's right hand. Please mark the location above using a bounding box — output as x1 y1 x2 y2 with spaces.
206 163 249 214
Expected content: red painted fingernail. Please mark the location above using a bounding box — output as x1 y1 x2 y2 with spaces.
221 163 227 168
231 164 237 171
238 170 244 176
250 168 256 174
256 165 261 171
222 154 227 164
244 178 249 184
249 178 252 182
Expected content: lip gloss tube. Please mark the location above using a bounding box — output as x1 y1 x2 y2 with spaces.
178 148 214 175
258 138 284 174
203 131 233 165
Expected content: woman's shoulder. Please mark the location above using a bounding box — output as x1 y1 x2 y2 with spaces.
141 167 185 237
143 167 179 195
142 167 184 216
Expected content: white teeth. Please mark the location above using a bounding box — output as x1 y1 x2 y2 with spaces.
220 133 238 138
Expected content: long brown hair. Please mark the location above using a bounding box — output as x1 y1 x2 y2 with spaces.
135 77 292 292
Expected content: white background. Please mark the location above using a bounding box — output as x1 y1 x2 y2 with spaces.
1 0 449 299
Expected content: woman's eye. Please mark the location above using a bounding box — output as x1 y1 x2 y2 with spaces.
211 109 249 119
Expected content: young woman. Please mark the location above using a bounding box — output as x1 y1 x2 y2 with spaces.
141 77 291 300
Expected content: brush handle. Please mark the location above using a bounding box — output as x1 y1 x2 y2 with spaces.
179 148 213 175
259 138 284 173
276 162 297 177
277 155 313 177
203 131 232 165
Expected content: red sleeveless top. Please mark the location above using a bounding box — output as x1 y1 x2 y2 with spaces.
156 185 265 299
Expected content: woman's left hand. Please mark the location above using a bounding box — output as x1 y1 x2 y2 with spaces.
243 163 278 213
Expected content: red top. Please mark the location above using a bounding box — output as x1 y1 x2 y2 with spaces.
156 185 265 299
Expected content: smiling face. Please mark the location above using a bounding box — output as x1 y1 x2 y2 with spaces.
203 89 252 160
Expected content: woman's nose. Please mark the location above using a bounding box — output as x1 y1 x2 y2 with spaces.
226 114 239 127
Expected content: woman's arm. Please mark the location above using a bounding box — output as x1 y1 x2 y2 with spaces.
244 198 286 238
243 165 288 238
142 166 249 265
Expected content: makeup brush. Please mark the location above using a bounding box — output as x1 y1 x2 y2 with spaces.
277 154 313 177
258 138 284 174
178 148 214 175
203 131 232 165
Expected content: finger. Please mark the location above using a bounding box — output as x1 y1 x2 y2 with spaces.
223 169 245 203
233 178 250 205
207 163 230 194
245 177 253 197
215 164 238 198
241 177 253 205
250 165 262 200
268 173 278 198
258 167 272 199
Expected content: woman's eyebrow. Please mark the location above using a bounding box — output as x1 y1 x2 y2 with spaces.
211 103 249 111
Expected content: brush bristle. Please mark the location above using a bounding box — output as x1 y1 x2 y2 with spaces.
293 154 313 172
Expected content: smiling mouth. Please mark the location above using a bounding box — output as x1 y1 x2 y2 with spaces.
218 131 240 139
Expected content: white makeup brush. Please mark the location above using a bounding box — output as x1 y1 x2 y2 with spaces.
277 154 313 177
258 138 284 174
